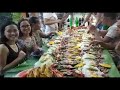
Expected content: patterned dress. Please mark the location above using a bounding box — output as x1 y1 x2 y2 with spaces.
18 36 36 57
32 30 43 47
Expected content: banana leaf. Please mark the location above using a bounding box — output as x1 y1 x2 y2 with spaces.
4 58 38 77
7 58 39 72
103 50 120 77
42 44 49 52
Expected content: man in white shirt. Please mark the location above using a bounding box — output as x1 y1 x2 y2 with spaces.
88 13 118 43
105 22 118 39
43 13 58 34
43 13 68 34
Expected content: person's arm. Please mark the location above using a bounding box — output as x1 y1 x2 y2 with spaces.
98 30 108 37
90 40 115 49
101 36 113 43
103 26 118 43
88 25 113 43
58 13 70 30
38 30 56 38
82 13 92 25
115 41 120 55
44 18 62 25
101 42 114 49
94 30 112 43
43 13 69 25
0 45 8 75
3 50 26 72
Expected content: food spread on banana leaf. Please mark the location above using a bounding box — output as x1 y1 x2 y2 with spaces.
16 29 113 78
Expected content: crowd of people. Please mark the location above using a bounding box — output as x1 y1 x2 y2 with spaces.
0 12 69 77
0 12 120 77
86 13 120 70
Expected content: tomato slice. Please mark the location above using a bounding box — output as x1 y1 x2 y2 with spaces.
16 70 28 78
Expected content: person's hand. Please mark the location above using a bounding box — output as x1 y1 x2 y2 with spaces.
78 25 86 29
61 13 69 22
47 31 57 38
58 19 66 24
56 19 62 23
90 40 103 45
80 23 85 27
87 25 97 34
18 51 26 58
49 31 57 35
115 42 120 55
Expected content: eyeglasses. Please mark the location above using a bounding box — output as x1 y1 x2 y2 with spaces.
21 25 30 28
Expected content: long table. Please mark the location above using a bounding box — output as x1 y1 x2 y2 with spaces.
4 33 120 77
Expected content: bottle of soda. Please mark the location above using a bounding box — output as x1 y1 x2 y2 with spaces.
70 17 73 29
79 18 82 26
67 18 70 27
81 17 84 23
67 18 69 22
75 17 79 27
